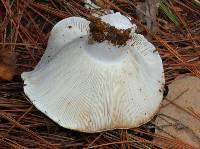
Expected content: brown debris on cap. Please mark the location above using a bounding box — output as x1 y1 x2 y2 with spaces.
89 18 132 46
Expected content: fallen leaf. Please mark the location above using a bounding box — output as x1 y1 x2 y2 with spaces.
154 76 200 148
0 48 16 81
0 63 14 81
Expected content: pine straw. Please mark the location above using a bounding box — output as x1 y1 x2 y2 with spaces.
0 0 199 148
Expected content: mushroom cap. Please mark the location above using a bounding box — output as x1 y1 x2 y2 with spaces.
22 13 165 133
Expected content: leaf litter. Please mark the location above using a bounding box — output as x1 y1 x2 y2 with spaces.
0 0 199 148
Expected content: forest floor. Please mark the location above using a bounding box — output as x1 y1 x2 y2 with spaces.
0 0 199 148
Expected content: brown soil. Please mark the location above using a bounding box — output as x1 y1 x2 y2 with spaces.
89 18 131 46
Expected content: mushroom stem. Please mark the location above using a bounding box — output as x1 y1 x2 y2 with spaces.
85 40 128 63
85 17 132 63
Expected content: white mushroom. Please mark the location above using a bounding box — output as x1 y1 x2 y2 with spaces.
21 12 165 133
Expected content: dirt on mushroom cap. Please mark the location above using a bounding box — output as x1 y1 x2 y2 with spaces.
89 18 132 46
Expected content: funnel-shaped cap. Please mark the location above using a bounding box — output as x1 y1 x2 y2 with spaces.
22 13 164 132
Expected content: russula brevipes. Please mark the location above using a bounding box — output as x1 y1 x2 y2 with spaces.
21 13 165 133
